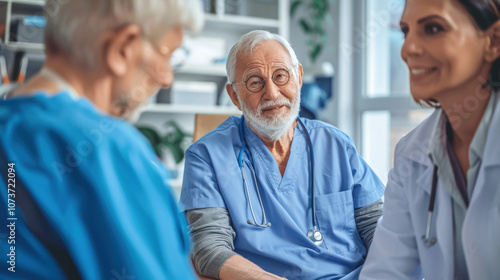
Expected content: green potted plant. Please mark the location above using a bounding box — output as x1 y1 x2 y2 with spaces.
291 0 332 63
136 121 192 167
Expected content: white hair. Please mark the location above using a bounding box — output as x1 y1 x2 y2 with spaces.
226 30 300 83
44 0 204 68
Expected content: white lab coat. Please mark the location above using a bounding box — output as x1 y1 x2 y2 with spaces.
360 98 500 280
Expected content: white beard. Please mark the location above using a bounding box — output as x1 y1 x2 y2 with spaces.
239 94 301 141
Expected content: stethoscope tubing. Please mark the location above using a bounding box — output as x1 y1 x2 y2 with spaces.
299 118 319 230
238 116 317 230
423 164 439 247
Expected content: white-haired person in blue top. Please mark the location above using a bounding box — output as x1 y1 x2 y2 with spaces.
0 0 203 279
180 30 385 280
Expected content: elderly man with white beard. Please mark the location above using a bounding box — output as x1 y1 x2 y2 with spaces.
180 30 385 280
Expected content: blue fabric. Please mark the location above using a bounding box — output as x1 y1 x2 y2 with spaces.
180 116 385 279
0 92 196 280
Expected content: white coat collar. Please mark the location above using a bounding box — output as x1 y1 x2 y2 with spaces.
481 92 500 168
408 92 500 193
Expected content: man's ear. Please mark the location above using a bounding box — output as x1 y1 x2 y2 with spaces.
297 63 304 88
102 24 142 76
485 21 500 62
226 83 242 111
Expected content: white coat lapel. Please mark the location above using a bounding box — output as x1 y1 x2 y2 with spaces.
462 94 500 279
470 94 500 203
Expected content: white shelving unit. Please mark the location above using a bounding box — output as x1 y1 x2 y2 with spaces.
176 63 227 77
137 0 290 195
140 0 290 115
0 0 46 84
0 0 45 49
139 103 241 115
0 0 290 196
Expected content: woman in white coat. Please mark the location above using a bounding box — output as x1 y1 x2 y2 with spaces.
360 0 500 279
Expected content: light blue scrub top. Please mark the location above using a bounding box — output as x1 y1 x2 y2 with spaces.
180 116 385 279
0 92 197 280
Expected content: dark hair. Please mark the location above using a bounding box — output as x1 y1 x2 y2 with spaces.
459 0 500 90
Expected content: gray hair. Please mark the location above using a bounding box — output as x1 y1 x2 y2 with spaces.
226 30 300 83
44 0 204 68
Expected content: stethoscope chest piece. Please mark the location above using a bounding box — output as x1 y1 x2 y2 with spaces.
307 229 323 246
422 235 437 248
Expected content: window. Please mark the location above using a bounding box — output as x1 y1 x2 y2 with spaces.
360 0 432 184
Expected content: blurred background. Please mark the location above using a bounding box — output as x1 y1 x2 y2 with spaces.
0 0 432 194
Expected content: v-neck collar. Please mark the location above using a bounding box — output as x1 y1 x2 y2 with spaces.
242 118 306 192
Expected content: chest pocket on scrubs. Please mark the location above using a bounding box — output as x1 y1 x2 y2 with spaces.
315 190 358 254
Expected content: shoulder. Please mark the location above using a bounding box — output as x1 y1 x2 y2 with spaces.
13 93 146 146
1 92 159 173
187 115 241 156
299 117 355 149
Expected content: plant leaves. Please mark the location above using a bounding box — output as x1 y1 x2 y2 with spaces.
299 19 312 33
136 126 163 158
164 142 185 164
290 0 302 18
310 44 323 63
165 121 186 137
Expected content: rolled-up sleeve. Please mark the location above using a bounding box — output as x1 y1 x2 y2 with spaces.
186 207 237 279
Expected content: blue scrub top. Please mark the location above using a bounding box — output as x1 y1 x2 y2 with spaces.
180 116 385 279
0 92 197 279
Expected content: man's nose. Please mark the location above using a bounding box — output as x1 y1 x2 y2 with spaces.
262 78 281 100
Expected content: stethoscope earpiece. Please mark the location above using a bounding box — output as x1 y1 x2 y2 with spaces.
247 219 271 228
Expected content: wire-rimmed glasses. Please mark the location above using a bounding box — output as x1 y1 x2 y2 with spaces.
232 66 295 93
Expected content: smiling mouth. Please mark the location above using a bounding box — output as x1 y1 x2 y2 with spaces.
262 105 286 112
410 67 438 76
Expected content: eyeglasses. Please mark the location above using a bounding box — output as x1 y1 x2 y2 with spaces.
232 66 295 93
147 40 189 71
170 46 189 71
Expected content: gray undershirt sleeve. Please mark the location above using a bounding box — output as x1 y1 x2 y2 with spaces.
186 207 237 279
186 200 383 278
354 199 383 249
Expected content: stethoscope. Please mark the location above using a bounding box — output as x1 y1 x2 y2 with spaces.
238 115 323 246
422 164 438 248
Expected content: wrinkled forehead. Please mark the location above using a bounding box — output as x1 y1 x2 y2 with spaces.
235 40 294 77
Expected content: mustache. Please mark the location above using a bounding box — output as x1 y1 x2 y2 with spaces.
257 98 292 113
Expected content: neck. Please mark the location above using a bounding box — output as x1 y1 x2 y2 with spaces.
439 86 492 146
11 54 115 114
256 120 297 177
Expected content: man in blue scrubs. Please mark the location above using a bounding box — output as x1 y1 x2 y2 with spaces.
180 30 385 280
0 0 202 279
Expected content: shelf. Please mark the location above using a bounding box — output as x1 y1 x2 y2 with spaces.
204 13 280 33
0 0 45 5
205 13 280 28
139 104 241 115
176 64 227 77
1 41 44 51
